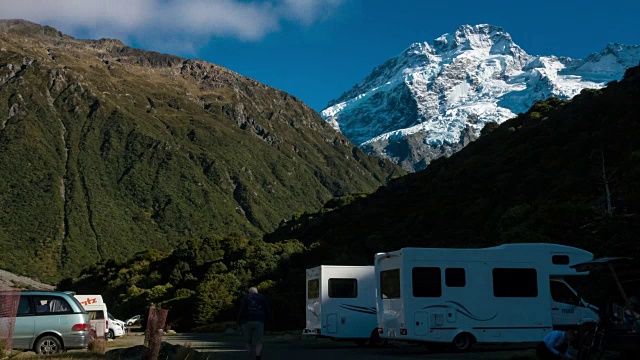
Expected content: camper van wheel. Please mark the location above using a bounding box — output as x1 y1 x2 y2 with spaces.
367 329 388 347
35 335 62 355
107 329 115 340
452 333 473 352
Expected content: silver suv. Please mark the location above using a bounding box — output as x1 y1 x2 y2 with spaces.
1 290 90 354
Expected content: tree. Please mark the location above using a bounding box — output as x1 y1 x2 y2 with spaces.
194 272 240 324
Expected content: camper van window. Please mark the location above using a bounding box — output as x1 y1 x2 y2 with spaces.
552 255 570 265
445 268 466 287
308 279 320 299
492 268 538 297
412 267 442 297
88 310 106 320
550 281 580 305
380 269 401 299
328 278 358 298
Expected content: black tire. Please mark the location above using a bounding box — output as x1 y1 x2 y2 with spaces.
107 329 115 340
35 335 62 355
452 332 473 352
367 329 388 347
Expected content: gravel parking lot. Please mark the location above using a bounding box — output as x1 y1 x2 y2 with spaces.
157 332 539 360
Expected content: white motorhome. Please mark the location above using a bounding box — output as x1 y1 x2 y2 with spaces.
303 265 385 346
375 244 598 351
73 294 109 339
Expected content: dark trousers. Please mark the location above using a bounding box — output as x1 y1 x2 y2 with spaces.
536 341 568 360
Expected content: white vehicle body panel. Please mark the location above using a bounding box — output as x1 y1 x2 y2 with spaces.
375 243 598 345
304 265 378 339
74 294 109 338
108 315 126 338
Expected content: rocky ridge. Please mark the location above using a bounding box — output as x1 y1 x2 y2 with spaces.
323 24 640 171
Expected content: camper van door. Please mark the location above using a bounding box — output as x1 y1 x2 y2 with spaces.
549 279 597 328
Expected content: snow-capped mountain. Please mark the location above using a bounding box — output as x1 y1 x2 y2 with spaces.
322 24 640 171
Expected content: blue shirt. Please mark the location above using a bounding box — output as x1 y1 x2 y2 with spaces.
543 330 571 358
238 293 271 323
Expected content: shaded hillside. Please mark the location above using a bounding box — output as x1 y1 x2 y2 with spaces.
60 66 640 333
268 64 640 263
0 20 403 281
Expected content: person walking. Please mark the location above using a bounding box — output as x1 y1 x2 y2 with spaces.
536 330 575 360
238 287 271 360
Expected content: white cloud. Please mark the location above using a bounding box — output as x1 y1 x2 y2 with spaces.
279 0 344 25
0 0 343 51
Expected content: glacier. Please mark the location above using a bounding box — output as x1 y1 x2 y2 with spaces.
322 24 640 171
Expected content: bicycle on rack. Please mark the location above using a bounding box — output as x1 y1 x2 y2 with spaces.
571 257 640 360
576 321 606 360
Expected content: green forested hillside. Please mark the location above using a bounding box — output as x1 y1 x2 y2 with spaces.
64 66 640 332
267 66 640 261
0 20 403 281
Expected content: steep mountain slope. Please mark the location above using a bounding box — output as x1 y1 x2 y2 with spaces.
0 20 403 281
271 65 640 265
323 24 640 171
68 66 640 331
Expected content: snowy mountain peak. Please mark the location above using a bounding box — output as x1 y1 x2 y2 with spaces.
433 24 517 55
322 25 640 171
405 41 434 56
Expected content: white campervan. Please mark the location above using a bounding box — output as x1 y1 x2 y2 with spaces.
375 244 598 351
303 265 385 346
74 294 109 339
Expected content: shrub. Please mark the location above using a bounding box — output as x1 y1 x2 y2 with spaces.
88 338 106 354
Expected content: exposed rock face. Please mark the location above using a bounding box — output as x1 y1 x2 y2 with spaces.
323 24 640 171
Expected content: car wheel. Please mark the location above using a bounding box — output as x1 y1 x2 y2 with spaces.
35 335 62 355
452 332 473 352
107 329 115 340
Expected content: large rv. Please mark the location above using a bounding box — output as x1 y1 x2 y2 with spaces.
303 265 385 346
375 244 598 351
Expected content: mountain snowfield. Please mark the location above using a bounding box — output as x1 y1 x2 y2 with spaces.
322 24 640 171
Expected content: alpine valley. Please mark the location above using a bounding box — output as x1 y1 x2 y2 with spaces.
322 24 640 171
0 20 403 281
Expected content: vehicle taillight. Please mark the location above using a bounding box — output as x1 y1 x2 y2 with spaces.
71 323 91 331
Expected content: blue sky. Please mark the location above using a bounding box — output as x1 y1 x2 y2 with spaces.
3 0 640 112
